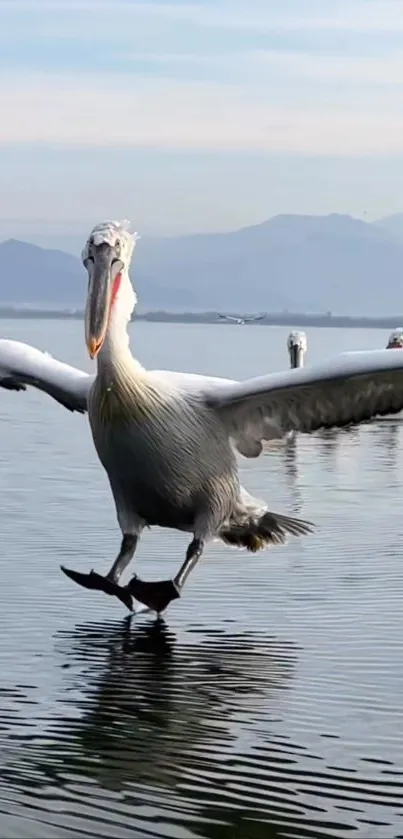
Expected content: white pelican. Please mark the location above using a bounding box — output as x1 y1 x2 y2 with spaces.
384 329 403 419
2 220 403 615
386 328 403 349
287 330 307 368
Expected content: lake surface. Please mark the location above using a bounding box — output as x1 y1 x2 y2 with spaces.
0 319 403 838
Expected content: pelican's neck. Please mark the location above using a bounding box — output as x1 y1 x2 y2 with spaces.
96 272 143 381
289 348 305 369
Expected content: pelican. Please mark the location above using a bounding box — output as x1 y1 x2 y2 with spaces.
2 220 403 616
385 329 403 419
386 328 403 349
287 330 307 368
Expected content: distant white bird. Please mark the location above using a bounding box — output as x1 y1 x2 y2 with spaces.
386 328 403 349
287 330 307 368
384 329 403 419
2 220 403 616
217 313 265 325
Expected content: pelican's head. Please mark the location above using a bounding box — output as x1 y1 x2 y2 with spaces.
287 330 307 368
386 328 403 349
82 220 138 359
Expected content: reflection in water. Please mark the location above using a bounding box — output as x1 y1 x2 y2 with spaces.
314 427 359 472
283 435 298 479
53 619 296 790
282 436 305 517
2 618 402 837
281 427 362 484
369 420 403 470
0 620 312 838
282 421 403 488
281 428 359 511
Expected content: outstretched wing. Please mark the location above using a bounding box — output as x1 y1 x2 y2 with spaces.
202 349 403 457
0 339 92 413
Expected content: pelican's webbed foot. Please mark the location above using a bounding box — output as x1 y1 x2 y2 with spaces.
60 534 139 612
127 536 204 615
127 576 180 615
60 566 134 611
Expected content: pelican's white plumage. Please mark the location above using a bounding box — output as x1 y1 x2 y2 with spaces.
1 339 403 453
0 339 235 412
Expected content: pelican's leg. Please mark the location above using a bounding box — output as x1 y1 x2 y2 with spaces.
105 534 139 585
174 538 205 590
127 538 204 615
61 534 138 611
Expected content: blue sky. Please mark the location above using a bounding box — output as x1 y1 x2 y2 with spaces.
0 0 403 248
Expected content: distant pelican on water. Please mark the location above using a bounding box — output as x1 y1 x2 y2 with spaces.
0 221 403 616
386 328 403 349
287 331 307 368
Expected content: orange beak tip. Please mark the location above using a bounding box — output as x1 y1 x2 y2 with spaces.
87 336 102 359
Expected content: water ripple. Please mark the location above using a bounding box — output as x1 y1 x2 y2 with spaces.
0 322 403 837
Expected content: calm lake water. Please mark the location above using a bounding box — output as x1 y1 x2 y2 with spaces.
0 319 403 838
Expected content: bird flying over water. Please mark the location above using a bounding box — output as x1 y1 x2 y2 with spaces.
2 221 403 615
217 313 265 325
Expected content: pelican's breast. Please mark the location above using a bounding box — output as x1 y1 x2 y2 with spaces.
88 373 237 529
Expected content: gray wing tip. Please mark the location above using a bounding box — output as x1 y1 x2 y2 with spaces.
0 377 27 393
0 376 88 414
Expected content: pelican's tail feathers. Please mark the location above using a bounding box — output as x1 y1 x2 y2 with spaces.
219 509 314 552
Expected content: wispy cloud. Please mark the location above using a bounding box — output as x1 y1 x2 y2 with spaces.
136 0 403 33
156 0 403 33
124 49 403 88
3 0 403 32
252 50 403 86
1 0 403 234
1 69 402 155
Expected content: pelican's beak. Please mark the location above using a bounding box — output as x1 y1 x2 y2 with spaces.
290 344 303 368
85 243 123 359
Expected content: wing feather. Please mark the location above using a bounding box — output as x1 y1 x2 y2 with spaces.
0 339 92 413
203 349 403 456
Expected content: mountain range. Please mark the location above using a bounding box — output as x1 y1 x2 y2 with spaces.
1 213 403 315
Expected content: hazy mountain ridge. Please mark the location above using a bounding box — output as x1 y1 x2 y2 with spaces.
375 213 403 242
1 213 402 315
